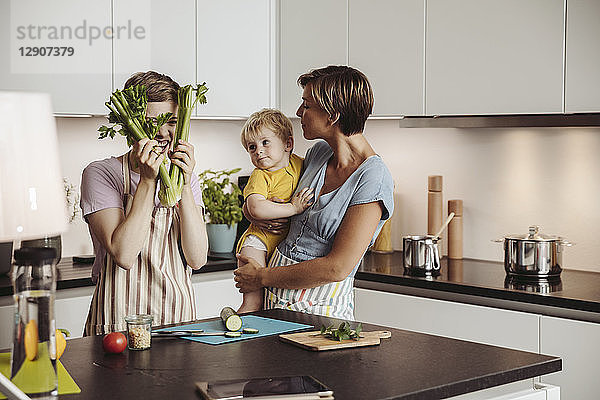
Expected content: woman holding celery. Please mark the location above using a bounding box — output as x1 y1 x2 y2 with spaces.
80 71 208 335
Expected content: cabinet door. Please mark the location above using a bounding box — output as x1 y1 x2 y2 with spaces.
0 0 111 114
192 271 242 320
355 288 539 352
426 0 564 115
196 0 271 117
348 0 424 116
565 0 600 113
113 0 196 92
55 286 94 338
279 0 347 117
540 315 600 400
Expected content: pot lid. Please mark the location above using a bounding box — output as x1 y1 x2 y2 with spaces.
504 225 562 242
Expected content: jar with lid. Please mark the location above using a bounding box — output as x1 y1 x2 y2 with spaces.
124 314 153 350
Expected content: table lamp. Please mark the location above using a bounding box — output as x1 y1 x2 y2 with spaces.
0 92 68 400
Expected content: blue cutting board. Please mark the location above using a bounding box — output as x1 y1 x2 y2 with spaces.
156 315 312 345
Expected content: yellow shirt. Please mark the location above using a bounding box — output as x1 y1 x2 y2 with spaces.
237 153 303 257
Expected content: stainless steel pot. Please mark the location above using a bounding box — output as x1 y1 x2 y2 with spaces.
403 235 440 276
494 225 573 278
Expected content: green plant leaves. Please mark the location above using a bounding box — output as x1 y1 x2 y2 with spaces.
198 168 243 226
319 322 363 342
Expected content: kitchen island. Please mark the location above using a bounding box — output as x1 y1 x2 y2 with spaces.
58 309 560 400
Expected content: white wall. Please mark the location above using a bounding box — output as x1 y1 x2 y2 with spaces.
55 117 600 272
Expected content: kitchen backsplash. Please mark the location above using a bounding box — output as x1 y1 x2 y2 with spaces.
55 117 600 272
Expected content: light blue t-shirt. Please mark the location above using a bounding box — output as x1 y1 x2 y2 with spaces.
277 140 394 273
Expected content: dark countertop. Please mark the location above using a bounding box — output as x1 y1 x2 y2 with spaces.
59 309 561 400
357 251 600 316
0 253 237 296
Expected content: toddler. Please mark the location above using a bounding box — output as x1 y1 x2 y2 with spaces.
236 108 313 313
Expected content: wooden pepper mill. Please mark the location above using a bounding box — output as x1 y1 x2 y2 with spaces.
427 175 443 238
448 199 463 259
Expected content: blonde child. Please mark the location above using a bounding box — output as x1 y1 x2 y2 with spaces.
236 109 313 313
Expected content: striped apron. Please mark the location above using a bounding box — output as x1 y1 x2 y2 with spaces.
84 156 196 335
264 248 355 320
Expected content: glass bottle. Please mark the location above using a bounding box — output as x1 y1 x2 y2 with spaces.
11 247 58 399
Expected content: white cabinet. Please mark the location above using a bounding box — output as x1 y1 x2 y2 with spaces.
0 286 93 350
425 0 564 115
0 0 112 114
540 315 600 400
354 288 539 352
348 0 424 116
196 0 272 118
55 286 94 338
279 0 347 117
113 0 196 92
192 270 242 320
565 0 600 113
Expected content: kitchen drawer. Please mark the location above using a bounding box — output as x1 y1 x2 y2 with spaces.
355 287 539 352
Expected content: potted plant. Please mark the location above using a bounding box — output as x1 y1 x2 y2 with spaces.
198 168 243 253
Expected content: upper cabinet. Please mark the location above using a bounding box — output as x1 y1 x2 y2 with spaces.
426 0 564 116
0 0 111 114
113 0 196 93
565 0 600 113
196 0 272 118
348 0 424 116
279 0 347 117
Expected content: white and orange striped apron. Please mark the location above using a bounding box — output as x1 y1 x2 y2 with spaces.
84 156 196 335
264 248 355 320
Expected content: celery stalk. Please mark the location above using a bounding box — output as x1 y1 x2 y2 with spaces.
158 83 208 207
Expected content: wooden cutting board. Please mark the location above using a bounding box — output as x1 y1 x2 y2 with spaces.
279 330 391 351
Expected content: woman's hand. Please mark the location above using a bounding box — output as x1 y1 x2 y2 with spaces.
243 199 289 234
132 138 164 183
170 139 196 185
234 254 265 292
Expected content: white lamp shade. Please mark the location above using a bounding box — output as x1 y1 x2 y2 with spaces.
0 92 68 241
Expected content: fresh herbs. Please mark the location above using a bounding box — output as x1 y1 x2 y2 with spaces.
320 322 363 342
98 83 209 207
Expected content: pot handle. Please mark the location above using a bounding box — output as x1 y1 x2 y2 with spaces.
491 238 504 243
560 240 574 247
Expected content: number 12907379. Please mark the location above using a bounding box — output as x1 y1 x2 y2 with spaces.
19 46 74 56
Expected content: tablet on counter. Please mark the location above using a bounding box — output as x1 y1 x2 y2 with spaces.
195 375 334 399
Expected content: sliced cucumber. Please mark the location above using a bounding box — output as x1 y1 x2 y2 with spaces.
220 307 242 331
225 331 242 338
242 328 259 334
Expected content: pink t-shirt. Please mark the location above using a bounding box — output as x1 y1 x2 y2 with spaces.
80 155 204 282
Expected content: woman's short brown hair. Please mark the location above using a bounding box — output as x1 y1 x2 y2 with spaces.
298 65 373 136
124 71 180 103
241 108 294 151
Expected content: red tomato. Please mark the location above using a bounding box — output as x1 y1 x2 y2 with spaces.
103 332 127 354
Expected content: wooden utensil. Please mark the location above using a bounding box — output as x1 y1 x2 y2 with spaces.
279 330 391 351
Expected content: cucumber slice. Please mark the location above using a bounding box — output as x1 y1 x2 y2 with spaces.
225 331 242 338
242 328 259 334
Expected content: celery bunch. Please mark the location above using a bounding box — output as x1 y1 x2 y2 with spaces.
158 83 209 206
98 85 173 202
98 83 209 207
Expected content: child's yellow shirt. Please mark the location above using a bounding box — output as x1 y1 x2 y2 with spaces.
236 153 303 257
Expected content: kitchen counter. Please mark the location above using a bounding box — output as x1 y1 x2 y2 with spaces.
357 251 600 322
58 309 561 400
0 253 237 296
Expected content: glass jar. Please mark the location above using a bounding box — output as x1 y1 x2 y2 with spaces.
124 315 153 350
11 247 58 399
